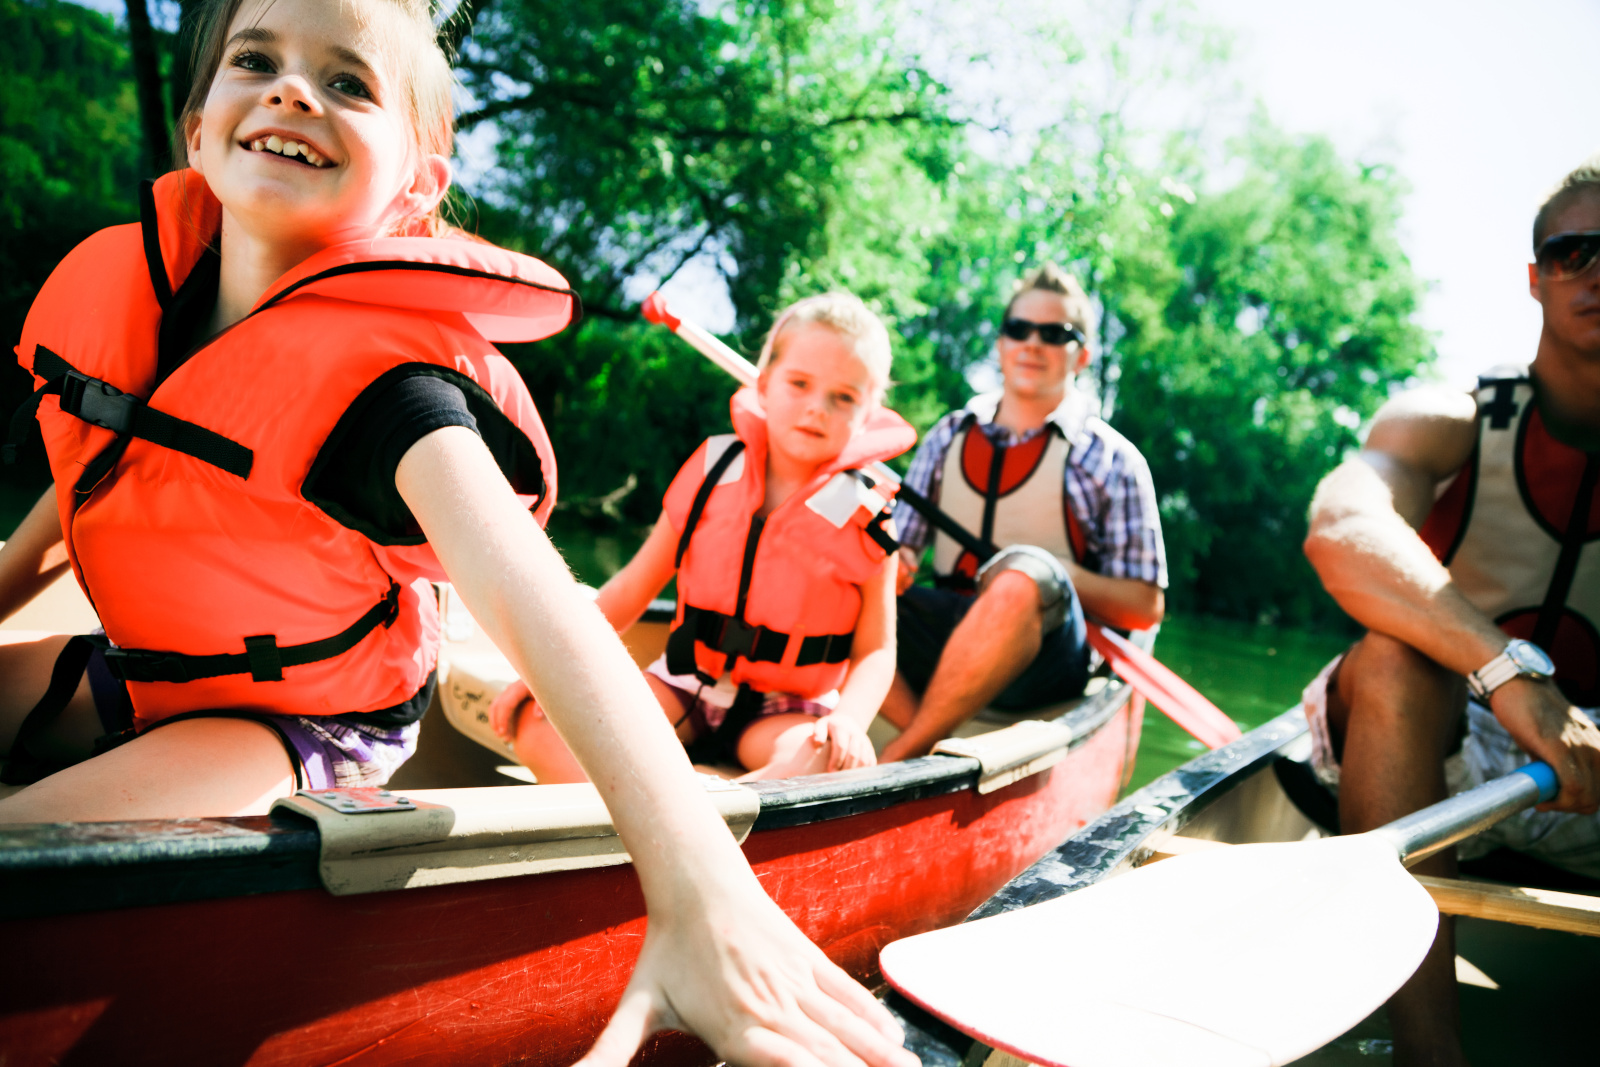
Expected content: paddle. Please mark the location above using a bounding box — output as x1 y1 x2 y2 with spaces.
879 761 1560 1067
640 290 1240 749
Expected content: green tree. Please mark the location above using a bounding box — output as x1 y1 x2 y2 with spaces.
1109 132 1432 625
0 0 143 514
459 0 965 519
0 0 1436 628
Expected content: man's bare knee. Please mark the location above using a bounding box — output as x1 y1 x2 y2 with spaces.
1339 631 1464 745
974 569 1041 619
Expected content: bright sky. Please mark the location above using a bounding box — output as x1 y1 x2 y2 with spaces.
1193 0 1600 387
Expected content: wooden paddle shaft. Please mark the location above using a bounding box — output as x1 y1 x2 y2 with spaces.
1375 762 1558 867
1414 875 1600 937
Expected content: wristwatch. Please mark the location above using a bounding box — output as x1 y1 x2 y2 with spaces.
1466 639 1556 702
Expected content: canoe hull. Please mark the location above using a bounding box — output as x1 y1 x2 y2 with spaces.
1 695 1141 1067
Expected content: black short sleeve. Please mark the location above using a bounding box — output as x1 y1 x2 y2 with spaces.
306 370 480 540
304 362 549 544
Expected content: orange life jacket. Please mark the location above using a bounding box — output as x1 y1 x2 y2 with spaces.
661 387 915 699
1419 369 1600 705
13 170 575 727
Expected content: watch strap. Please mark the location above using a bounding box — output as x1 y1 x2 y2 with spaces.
1467 651 1521 702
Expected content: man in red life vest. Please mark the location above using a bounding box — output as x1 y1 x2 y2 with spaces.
1303 159 1600 1066
879 265 1167 760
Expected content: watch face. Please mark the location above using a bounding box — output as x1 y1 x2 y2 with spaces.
1506 640 1556 678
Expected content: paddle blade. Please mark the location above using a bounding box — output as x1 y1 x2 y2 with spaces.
880 833 1438 1066
1087 623 1241 749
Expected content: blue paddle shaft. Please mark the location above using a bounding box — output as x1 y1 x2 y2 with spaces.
1376 761 1558 867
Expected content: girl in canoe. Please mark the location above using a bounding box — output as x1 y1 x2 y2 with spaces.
0 0 913 1062
494 293 915 781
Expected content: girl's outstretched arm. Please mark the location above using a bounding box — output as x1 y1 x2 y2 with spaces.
396 427 913 1067
0 490 69 623
590 511 678 632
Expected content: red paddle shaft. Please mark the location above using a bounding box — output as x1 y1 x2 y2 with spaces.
1085 624 1240 748
641 291 1242 750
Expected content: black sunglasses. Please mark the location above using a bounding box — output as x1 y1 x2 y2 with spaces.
1535 230 1600 280
1000 317 1086 347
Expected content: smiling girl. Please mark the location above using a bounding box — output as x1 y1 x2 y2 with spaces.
495 294 913 782
0 1 912 1062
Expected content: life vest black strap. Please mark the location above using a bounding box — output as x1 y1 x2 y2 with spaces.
666 604 853 674
1 385 48 467
864 501 899 554
688 682 765 766
0 635 98 785
95 581 401 685
1476 373 1526 432
674 439 747 569
4 346 253 482
1533 453 1600 651
139 179 175 311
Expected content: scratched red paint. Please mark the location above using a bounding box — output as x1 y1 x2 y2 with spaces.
0 702 1132 1066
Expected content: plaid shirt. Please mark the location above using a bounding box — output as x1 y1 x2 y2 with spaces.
897 390 1168 588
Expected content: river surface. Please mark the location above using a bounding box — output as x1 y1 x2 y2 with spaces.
1113 614 1348 795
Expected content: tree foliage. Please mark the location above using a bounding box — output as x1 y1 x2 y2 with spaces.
1 0 143 498
1111 136 1431 624
0 0 1435 626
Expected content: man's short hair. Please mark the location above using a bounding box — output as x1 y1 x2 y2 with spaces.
1533 155 1600 252
1005 263 1096 337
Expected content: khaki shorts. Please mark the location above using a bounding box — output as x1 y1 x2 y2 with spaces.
1303 654 1600 879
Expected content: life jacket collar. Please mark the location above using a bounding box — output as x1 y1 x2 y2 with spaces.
728 386 916 481
146 170 579 344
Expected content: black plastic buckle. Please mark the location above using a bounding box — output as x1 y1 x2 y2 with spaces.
712 616 762 659
60 370 139 434
101 647 190 684
381 581 401 626
244 635 284 682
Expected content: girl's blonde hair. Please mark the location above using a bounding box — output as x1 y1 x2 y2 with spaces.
756 293 893 394
174 0 457 236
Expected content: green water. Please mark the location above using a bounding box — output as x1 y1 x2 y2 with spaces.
1120 615 1350 795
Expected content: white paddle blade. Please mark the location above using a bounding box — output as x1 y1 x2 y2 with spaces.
880 833 1439 1066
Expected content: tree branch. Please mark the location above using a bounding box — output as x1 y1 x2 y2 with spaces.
125 0 170 174
456 86 959 138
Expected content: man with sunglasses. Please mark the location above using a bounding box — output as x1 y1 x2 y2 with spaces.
878 264 1166 761
1302 159 1600 1066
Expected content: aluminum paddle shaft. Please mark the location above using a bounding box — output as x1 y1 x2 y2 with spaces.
1376 760 1559 867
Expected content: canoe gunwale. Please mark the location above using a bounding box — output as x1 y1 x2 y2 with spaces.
0 670 1135 921
967 704 1310 920
748 671 1133 830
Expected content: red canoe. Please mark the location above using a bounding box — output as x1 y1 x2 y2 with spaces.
0 601 1144 1066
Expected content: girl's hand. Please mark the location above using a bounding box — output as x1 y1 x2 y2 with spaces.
489 679 533 742
893 547 918 596
579 877 916 1067
812 714 877 772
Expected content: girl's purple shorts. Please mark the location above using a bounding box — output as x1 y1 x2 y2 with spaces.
86 645 421 791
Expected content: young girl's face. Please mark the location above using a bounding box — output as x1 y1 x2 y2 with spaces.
758 323 878 470
187 0 446 250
